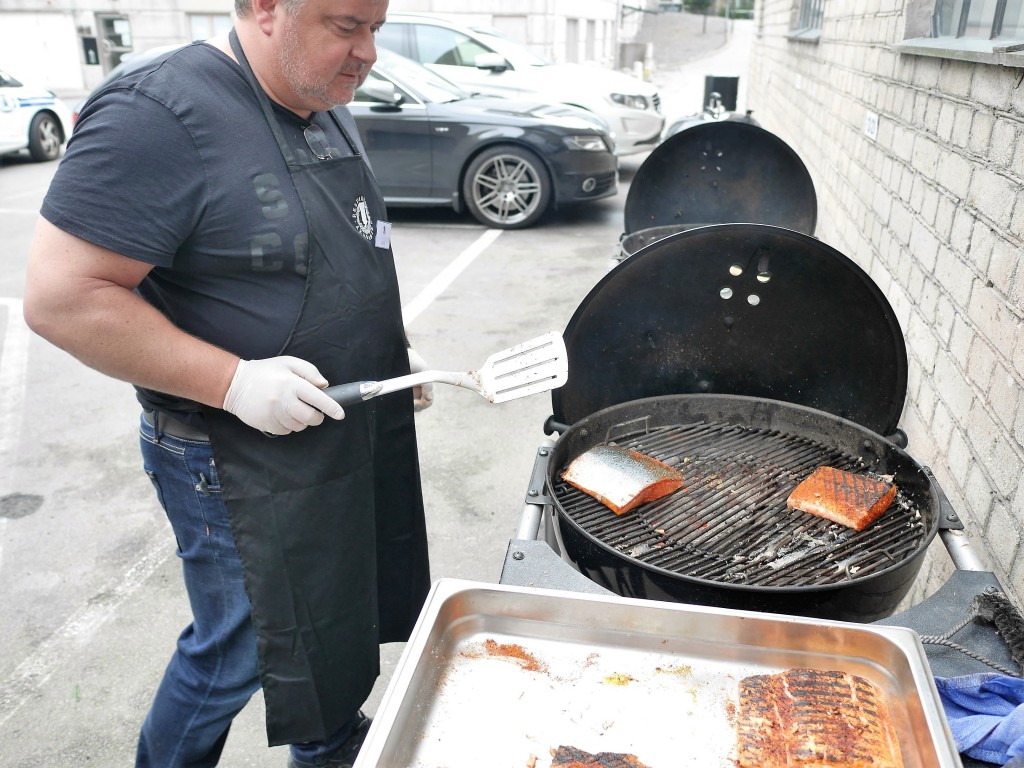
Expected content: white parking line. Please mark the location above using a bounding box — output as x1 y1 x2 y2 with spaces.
0 299 29 491
402 228 502 326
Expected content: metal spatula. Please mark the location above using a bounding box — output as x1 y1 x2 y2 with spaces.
323 331 568 406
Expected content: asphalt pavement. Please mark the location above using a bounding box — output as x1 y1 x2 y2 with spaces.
0 18 753 767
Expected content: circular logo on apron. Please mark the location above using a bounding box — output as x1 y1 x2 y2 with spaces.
352 195 374 241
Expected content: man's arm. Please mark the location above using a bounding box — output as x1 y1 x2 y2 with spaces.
23 218 345 434
24 217 239 408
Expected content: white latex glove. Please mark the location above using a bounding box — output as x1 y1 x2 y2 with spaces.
222 356 346 435
407 348 434 412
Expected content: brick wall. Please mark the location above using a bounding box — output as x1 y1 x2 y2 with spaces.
748 1 1023 607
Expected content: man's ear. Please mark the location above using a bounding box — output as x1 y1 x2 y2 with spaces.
251 0 282 35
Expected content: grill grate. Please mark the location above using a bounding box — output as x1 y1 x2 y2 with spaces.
553 419 926 587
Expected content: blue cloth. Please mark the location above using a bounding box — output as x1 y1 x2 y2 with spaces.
935 673 1024 766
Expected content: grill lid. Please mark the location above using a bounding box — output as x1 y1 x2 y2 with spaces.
552 224 908 436
623 121 817 236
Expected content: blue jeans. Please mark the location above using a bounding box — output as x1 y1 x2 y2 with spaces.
137 414 362 767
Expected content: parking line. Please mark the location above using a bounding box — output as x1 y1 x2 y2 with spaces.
0 299 29 492
402 228 502 326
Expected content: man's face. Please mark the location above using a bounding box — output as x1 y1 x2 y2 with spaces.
274 0 386 113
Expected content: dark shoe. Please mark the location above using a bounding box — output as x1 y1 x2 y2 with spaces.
286 712 372 768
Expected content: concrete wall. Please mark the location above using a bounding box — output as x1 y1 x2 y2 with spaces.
748 0 1024 606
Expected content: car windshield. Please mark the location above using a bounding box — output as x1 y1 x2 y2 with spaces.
468 28 551 67
374 48 473 103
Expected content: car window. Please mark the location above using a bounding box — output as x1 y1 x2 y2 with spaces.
412 25 495 67
355 70 416 104
0 70 23 87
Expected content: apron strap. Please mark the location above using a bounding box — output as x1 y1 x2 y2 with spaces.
229 28 298 166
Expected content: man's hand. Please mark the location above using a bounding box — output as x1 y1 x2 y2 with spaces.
223 357 346 435
408 348 434 412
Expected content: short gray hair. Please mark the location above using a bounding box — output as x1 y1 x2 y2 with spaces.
234 0 306 18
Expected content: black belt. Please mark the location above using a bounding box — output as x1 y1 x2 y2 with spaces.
143 409 209 441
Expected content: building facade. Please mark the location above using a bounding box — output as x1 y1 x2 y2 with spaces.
748 0 1024 606
0 0 641 95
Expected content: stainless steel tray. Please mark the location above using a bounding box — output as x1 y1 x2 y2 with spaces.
355 579 960 768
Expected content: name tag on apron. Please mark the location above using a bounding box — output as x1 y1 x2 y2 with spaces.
375 220 392 249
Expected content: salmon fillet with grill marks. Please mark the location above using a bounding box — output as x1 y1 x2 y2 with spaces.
786 466 896 531
550 746 652 768
737 668 904 768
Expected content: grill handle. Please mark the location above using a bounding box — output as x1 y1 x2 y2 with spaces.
517 441 556 541
925 466 988 572
544 416 570 436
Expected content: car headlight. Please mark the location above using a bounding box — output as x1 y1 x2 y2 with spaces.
563 134 609 152
610 93 650 110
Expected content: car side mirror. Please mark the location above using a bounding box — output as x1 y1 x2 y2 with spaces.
474 53 510 73
360 80 405 108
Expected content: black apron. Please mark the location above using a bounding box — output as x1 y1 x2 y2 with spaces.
201 30 430 745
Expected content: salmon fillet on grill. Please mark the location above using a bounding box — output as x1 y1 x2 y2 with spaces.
550 745 652 768
561 444 685 515
737 668 904 768
786 466 896 531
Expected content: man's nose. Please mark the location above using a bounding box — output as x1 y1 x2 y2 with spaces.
352 27 377 63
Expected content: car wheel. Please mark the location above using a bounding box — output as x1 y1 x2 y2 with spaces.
462 145 552 229
28 112 63 162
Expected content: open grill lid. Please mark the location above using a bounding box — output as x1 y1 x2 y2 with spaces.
623 121 817 236
552 224 908 437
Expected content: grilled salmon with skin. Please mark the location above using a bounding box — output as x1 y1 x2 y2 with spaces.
786 466 896 531
737 668 904 768
550 745 652 768
561 444 685 515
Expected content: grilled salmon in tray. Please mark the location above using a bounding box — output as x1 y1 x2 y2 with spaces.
737 668 904 768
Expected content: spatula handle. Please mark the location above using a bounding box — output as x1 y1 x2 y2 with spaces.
323 381 383 406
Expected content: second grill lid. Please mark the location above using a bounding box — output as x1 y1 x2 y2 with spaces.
552 224 908 436
623 121 817 236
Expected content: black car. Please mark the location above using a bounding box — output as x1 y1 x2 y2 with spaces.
351 49 618 228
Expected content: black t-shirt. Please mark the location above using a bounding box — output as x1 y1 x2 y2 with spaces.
41 41 368 414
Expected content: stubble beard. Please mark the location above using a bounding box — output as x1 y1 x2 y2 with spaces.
278 16 363 110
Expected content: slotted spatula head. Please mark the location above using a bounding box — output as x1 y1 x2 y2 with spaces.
478 331 568 403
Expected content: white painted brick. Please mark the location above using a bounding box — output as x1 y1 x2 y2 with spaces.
965 460 997 522
989 238 1019 296
934 293 957 345
909 218 940 270
936 100 956 143
908 311 940 372
949 204 974 253
945 422 975 482
937 59 973 99
990 119 1017 169
888 199 913 244
968 282 1016 353
969 168 1016 229
971 68 1013 111
936 152 972 200
912 56 941 89
935 247 975 308
989 362 1022 422
967 337 997 392
950 105 974 150
984 499 1021 573
912 134 940 177
968 111 995 157
932 396 955 447
936 346 977 425
1014 323 1024 382
968 222 997 274
919 183 940 226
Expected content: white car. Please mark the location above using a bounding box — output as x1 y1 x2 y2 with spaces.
376 14 664 156
0 68 73 162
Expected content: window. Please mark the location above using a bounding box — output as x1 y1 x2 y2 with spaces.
189 14 232 41
789 0 824 41
411 25 493 67
933 0 1024 39
898 0 1024 66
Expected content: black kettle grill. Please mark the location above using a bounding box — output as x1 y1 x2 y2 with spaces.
616 121 818 260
